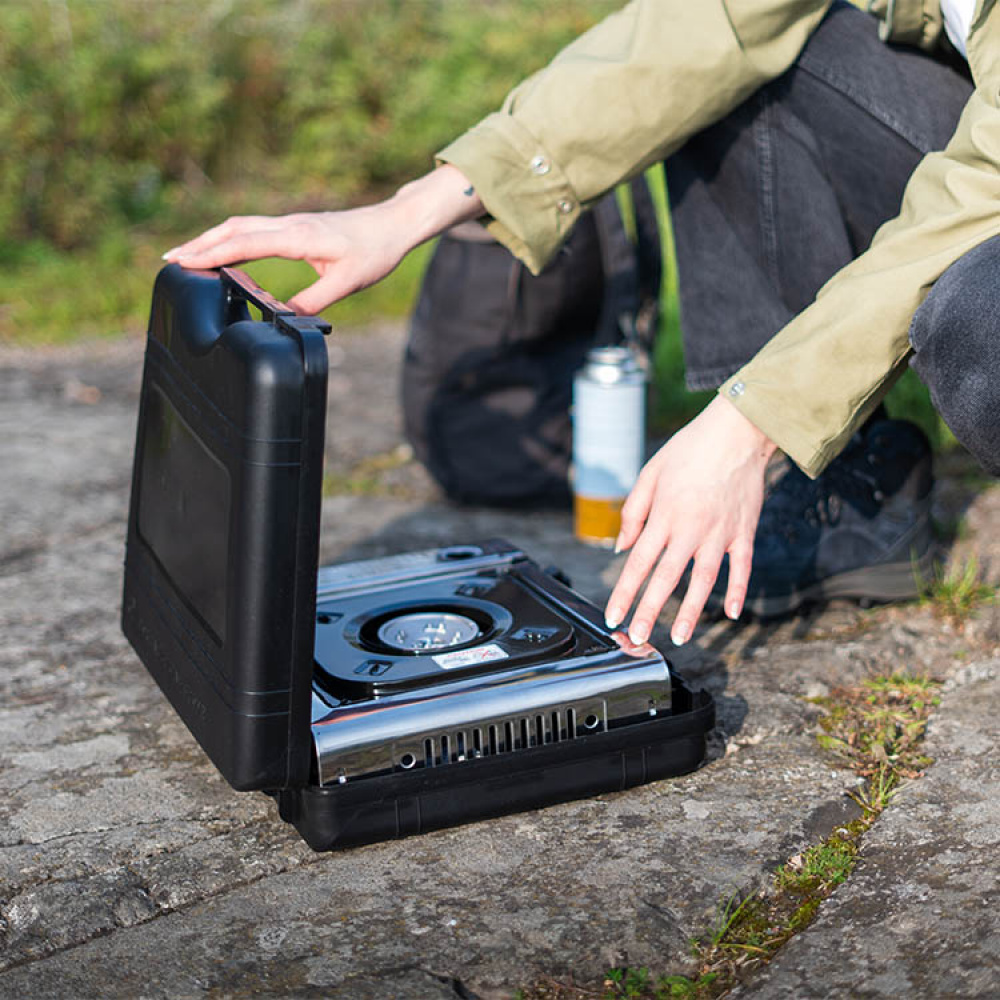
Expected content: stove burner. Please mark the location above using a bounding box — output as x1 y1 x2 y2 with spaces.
376 611 482 652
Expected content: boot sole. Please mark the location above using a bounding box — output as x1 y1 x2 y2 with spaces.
740 544 941 620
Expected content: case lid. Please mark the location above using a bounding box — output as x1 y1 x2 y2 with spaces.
122 264 329 790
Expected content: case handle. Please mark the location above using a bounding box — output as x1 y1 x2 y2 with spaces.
219 266 331 337
220 266 296 322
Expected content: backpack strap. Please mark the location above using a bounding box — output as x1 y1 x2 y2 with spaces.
629 172 664 350
591 175 662 354
592 191 639 346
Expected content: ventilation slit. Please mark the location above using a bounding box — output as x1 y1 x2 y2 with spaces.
536 714 546 746
489 725 499 755
424 738 435 768
505 721 515 752
567 708 577 739
551 710 561 742
520 718 530 749
457 731 466 760
441 733 450 764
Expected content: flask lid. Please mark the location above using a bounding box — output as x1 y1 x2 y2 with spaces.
584 346 643 383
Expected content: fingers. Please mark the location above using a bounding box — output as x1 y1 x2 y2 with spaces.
604 515 669 630
609 534 730 647
601 396 774 648
171 228 310 271
723 534 754 621
162 210 407 315
614 461 658 554
669 548 724 645
163 216 277 261
603 464 660 626
287 273 355 316
163 215 310 270
625 544 693 645
615 518 754 647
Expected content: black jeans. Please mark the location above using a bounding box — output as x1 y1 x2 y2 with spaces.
665 1 999 472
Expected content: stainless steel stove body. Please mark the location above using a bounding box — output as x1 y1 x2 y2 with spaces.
308 543 672 786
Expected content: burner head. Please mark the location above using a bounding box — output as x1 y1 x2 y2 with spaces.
376 611 482 651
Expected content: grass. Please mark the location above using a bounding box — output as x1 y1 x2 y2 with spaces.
917 554 995 624
515 672 943 1000
812 673 939 781
0 234 157 345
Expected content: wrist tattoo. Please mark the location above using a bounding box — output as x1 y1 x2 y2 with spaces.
463 185 475 197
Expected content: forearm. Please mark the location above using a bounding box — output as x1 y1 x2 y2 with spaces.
388 164 484 253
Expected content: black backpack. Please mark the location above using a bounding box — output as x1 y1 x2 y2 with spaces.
402 176 662 508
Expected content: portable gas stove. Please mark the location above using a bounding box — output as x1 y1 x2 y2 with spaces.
122 264 714 850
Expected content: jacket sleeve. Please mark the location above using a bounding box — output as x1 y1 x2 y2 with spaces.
436 0 831 274
721 56 1000 478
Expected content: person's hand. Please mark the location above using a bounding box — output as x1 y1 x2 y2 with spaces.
162 165 484 315
604 395 777 646
162 206 410 315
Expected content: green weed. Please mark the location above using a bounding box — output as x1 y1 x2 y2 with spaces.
601 966 718 1000
774 839 856 894
917 554 995 623
812 673 940 783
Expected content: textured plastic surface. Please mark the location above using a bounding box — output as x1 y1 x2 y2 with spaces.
122 264 329 790
277 675 714 851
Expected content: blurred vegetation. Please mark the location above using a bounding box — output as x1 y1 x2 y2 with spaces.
0 0 614 342
0 0 943 440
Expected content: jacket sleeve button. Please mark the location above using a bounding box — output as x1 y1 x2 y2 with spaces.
530 155 551 175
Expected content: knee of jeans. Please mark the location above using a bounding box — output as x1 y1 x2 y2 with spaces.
909 237 1000 476
910 235 1000 356
934 375 1000 477
911 344 1000 474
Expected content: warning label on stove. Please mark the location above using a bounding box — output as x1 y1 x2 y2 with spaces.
433 643 509 670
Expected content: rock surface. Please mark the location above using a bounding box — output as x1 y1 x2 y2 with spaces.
0 330 997 998
732 662 1000 1000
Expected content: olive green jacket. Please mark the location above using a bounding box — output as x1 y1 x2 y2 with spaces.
438 0 1000 477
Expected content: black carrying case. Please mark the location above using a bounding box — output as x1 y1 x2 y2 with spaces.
122 264 714 851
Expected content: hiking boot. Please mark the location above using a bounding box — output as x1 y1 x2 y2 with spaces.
712 418 938 619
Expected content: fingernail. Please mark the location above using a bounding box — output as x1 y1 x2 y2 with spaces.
605 609 622 630
629 621 650 644
671 622 691 646
162 247 180 260
613 534 624 555
727 601 741 620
